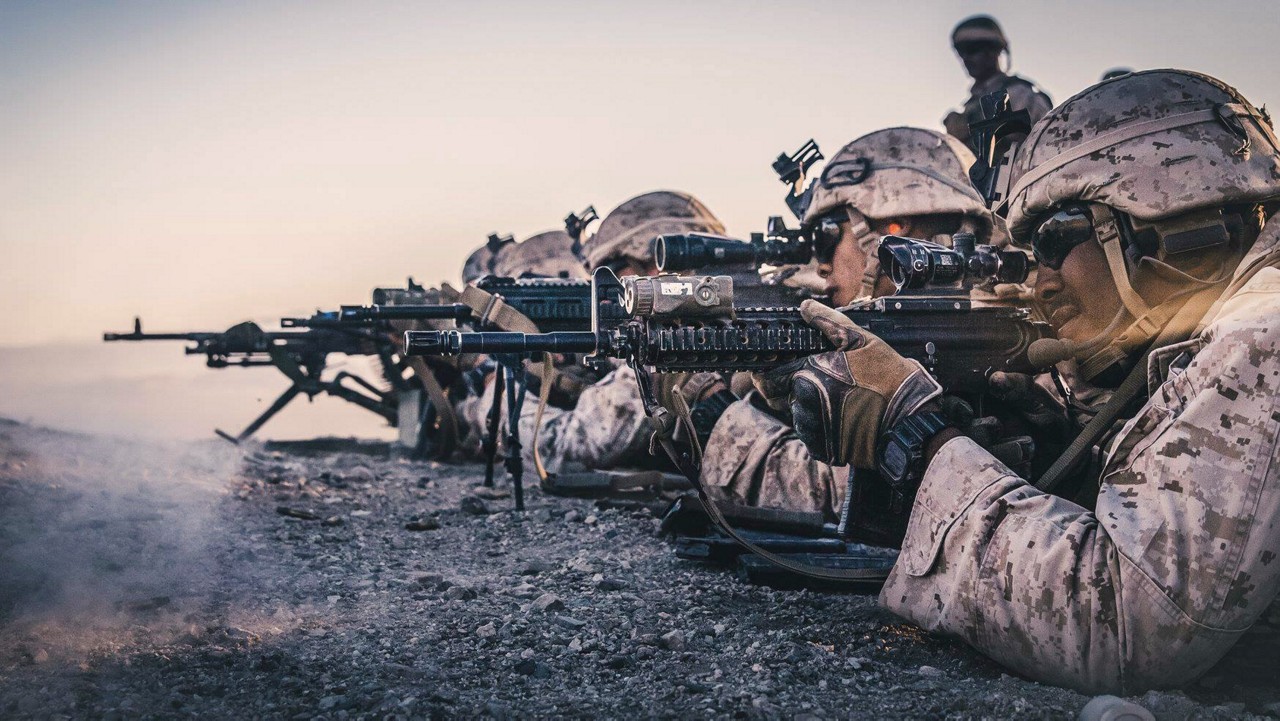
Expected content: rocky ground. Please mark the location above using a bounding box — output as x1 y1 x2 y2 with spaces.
0 418 1277 720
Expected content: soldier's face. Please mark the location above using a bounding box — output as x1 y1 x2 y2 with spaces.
956 42 1001 81
815 220 894 306
1032 238 1124 345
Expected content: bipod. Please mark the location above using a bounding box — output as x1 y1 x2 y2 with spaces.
482 364 506 487
499 356 529 511
215 347 399 444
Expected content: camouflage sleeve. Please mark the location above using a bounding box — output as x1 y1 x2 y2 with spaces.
881 269 1280 694
701 396 840 518
523 364 651 473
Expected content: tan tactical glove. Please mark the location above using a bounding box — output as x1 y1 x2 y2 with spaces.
754 300 942 468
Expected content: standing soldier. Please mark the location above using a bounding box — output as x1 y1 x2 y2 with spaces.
942 15 1052 152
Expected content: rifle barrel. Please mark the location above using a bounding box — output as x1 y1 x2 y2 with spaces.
344 304 472 322
405 330 599 356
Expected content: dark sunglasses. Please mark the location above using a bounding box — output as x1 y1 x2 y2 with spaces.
954 41 1002 57
807 211 849 264
1030 206 1095 270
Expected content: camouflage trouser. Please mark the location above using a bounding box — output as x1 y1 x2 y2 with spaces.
700 395 842 519
881 265 1280 694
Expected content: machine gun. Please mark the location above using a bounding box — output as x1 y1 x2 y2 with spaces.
290 275 629 510
104 317 409 444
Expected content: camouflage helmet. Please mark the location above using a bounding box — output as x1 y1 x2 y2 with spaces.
461 233 515 283
1004 69 1280 242
803 127 997 235
490 230 588 280
951 15 1008 51
1004 70 1280 379
582 191 726 271
802 127 1004 298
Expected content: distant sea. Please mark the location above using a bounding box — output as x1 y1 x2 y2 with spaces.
0 342 398 442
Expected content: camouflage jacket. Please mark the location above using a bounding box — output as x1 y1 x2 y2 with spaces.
881 218 1280 694
701 395 842 518
523 363 651 474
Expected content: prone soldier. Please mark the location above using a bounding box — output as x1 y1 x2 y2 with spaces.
760 69 1280 693
700 127 1016 519
526 190 728 474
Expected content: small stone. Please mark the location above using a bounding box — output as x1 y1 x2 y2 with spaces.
660 630 686 651
532 509 553 523
476 622 497 639
529 593 564 613
32 648 49 664
444 585 478 601
583 515 598 525
322 516 344 527
472 486 510 500
713 623 726 636
636 646 655 660
606 655 630 670
520 560 557 576
416 476 432 489
567 558 596 574
404 518 440 532
554 615 587 629
596 578 627 592
346 466 377 483
461 497 490 516
276 506 319 520
917 665 944 678
514 659 537 676
350 510 371 517
563 510 582 523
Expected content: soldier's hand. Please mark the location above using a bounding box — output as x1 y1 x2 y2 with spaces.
988 371 1069 436
753 300 941 468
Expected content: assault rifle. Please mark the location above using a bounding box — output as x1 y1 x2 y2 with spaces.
404 236 1050 582
103 317 409 444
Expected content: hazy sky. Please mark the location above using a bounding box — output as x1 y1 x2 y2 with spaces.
3 1 1278 346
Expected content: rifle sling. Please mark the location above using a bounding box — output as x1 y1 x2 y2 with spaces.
1033 283 1226 495
405 356 459 458
648 377 889 585
456 283 565 483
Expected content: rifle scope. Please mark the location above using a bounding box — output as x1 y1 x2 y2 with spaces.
877 234 1032 293
656 233 812 273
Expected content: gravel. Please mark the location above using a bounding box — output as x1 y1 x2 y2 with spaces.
1 418 1277 719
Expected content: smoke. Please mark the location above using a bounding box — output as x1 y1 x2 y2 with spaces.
0 418 243 664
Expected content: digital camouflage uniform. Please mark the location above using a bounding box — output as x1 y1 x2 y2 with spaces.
523 191 727 473
701 128 1009 519
882 70 1280 693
